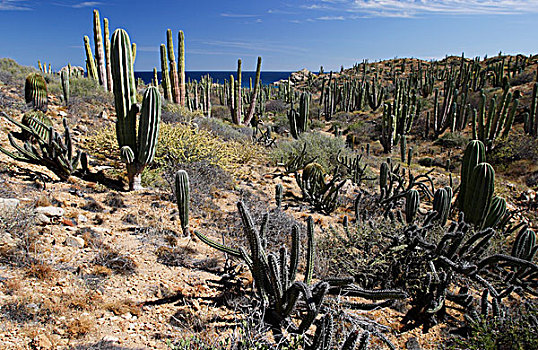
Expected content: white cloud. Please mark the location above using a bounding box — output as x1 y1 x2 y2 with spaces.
316 16 345 20
302 0 538 18
0 0 31 10
72 2 102 8
220 12 258 18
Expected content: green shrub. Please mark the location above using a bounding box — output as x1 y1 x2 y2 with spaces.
271 131 351 173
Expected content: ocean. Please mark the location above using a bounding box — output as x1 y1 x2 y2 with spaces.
134 71 292 87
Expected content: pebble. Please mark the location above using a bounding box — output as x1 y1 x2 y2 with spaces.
102 335 119 343
77 214 88 223
0 198 19 211
64 235 85 248
35 206 65 217
35 213 51 225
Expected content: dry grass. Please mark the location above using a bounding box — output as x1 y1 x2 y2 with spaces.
103 299 141 316
66 315 95 338
25 261 56 280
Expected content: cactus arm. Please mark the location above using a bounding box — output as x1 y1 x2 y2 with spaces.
137 86 161 165
304 216 315 285
193 231 242 257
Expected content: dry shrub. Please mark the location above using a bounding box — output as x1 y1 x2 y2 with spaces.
103 299 141 316
25 261 56 280
66 315 94 338
92 247 137 275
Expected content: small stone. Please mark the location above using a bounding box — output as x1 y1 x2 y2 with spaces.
35 206 65 217
99 110 109 120
35 213 51 225
0 198 19 211
31 334 52 349
64 236 85 248
102 335 119 343
77 214 88 223
58 110 68 117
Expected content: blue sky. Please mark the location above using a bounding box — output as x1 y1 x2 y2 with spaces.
1 1 537 71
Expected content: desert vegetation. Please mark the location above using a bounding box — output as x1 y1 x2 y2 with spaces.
0 8 536 350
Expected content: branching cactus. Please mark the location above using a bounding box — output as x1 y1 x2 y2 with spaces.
0 112 84 180
174 170 190 236
24 73 48 112
111 29 162 190
167 29 180 104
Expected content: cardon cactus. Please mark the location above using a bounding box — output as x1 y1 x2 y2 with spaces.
275 183 283 209
178 30 186 107
463 162 495 228
458 140 486 210
24 73 48 112
166 29 180 104
93 9 107 89
511 227 537 261
405 189 420 224
175 170 190 236
111 28 161 190
60 70 69 105
433 186 452 226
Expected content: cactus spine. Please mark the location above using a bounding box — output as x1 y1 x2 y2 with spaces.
93 9 107 89
25 73 48 112
83 35 98 80
178 30 186 107
175 170 190 236
167 29 180 104
160 44 172 101
111 29 162 190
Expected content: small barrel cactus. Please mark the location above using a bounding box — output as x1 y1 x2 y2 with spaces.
24 73 48 112
432 186 452 226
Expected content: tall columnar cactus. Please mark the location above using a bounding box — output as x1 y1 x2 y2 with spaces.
60 70 69 105
474 88 519 149
234 58 242 124
178 30 186 107
160 44 172 101
131 43 137 63
175 170 190 236
288 92 310 139
463 162 495 228
525 82 538 138
275 183 283 209
366 75 384 111
380 104 396 153
458 140 486 210
167 29 180 104
83 35 98 80
244 56 262 125
24 73 48 112
405 189 420 224
111 29 162 190
93 9 107 89
103 18 113 91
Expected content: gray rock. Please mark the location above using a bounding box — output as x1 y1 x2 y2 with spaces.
35 206 65 217
0 198 20 211
64 236 85 248
35 213 51 225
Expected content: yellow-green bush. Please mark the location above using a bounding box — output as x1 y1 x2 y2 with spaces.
85 123 262 185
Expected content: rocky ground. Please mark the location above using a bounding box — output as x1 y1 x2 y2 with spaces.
0 58 536 350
